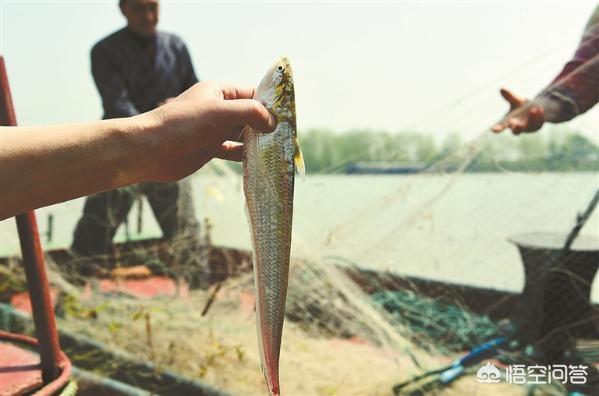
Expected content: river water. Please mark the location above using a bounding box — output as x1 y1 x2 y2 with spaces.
1 172 597 301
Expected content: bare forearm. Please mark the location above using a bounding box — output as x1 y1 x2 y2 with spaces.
0 81 276 220
0 115 152 219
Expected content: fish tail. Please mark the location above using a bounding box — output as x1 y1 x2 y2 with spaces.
262 352 280 396
268 376 280 396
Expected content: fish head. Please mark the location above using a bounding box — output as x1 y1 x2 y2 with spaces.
255 56 296 130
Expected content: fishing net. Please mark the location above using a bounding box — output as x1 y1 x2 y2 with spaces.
1 23 599 396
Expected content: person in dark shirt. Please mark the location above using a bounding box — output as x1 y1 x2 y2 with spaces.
71 0 201 256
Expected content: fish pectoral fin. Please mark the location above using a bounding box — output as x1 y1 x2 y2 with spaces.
294 137 306 179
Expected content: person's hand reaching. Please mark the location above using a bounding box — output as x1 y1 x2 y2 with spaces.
491 88 545 135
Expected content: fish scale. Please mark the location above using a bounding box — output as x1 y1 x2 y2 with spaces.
243 57 304 396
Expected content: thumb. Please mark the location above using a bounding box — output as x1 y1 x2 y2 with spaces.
221 99 277 133
500 88 526 108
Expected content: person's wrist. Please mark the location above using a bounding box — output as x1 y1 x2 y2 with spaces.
533 95 560 123
122 111 163 183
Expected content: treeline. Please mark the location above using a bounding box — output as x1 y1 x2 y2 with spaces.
298 128 599 173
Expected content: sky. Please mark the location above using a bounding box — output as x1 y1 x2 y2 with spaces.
0 0 598 142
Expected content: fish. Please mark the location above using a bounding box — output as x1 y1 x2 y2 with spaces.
243 56 305 396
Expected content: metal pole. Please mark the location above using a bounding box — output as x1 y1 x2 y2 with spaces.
137 196 143 234
47 213 54 243
0 56 62 384
563 189 599 252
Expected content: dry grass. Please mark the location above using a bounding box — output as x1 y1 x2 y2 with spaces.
55 270 526 396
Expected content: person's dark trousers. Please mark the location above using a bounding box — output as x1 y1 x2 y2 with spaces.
71 178 199 256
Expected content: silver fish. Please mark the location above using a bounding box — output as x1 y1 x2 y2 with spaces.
243 56 304 396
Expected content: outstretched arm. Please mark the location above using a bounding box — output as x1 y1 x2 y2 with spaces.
492 6 599 134
0 82 275 220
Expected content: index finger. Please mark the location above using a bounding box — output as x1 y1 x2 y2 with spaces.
221 84 257 100
491 119 508 133
219 99 277 133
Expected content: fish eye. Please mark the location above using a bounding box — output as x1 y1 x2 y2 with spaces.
276 65 284 73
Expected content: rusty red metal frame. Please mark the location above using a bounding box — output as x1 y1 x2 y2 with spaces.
0 330 72 396
0 56 63 385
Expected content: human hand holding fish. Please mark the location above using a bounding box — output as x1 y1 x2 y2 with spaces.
0 81 276 219
143 81 277 182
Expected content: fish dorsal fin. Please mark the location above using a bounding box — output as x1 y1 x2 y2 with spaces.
294 137 305 179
